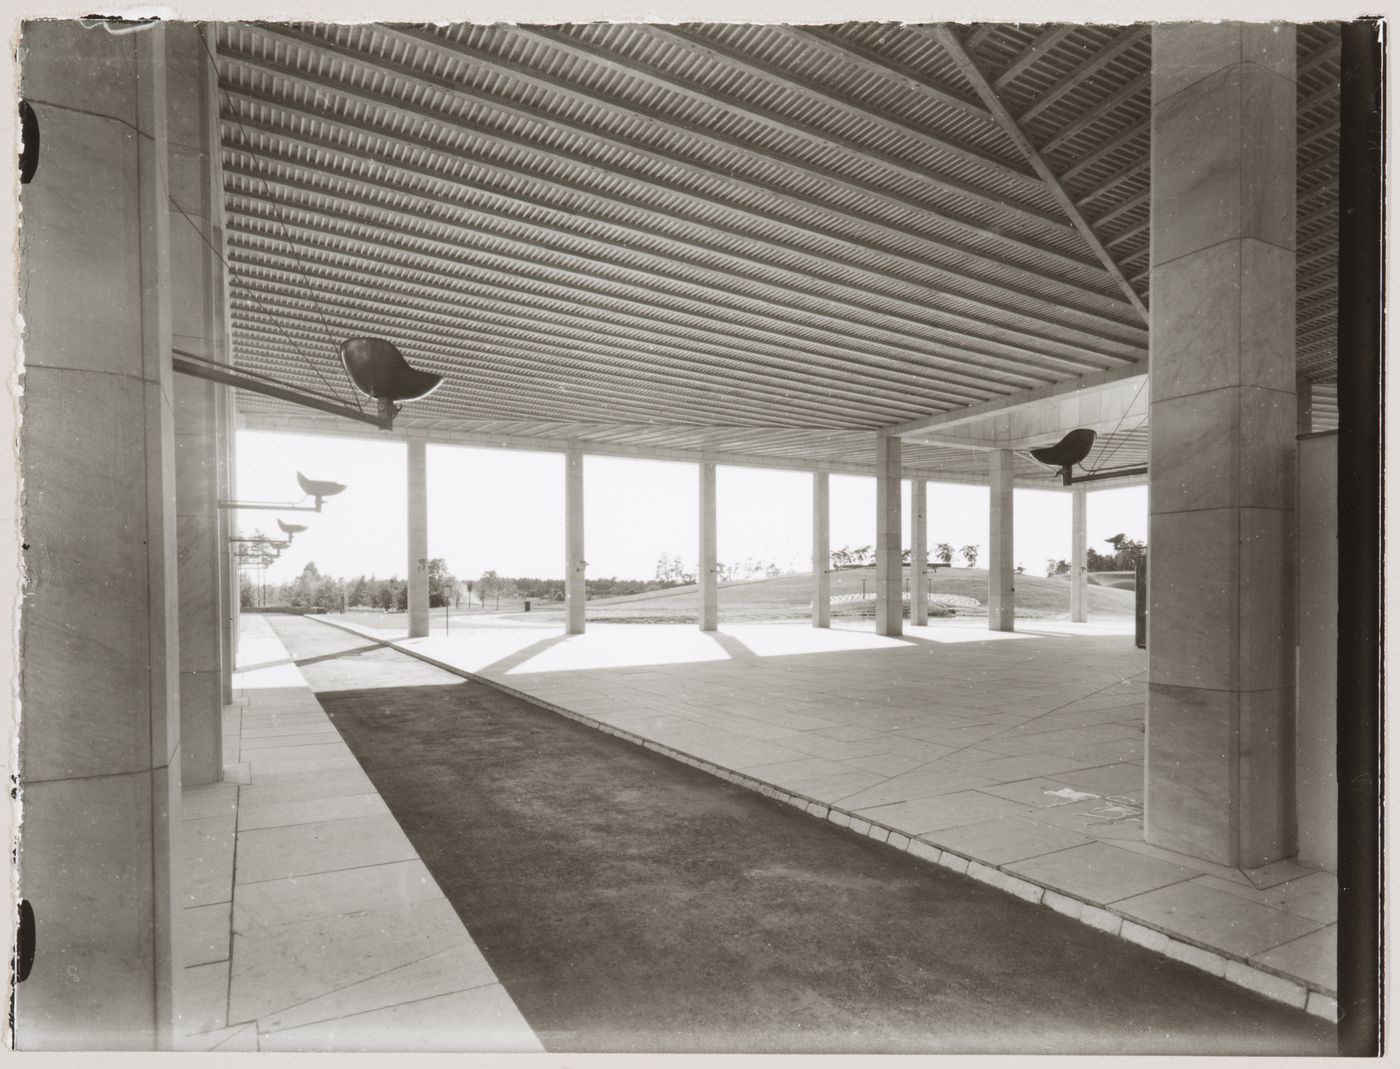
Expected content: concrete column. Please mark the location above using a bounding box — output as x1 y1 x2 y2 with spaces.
812 472 830 628
910 478 928 626
169 23 223 786
1070 486 1088 623
874 434 902 637
1296 374 1314 435
564 445 585 634
1146 23 1297 868
407 439 429 638
698 461 717 631
220 382 237 696
216 106 237 701
987 449 1015 631
17 21 181 1048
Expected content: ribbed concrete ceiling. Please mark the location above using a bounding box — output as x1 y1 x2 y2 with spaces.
220 21 1340 481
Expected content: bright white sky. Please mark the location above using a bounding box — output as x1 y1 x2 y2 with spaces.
236 430 1148 583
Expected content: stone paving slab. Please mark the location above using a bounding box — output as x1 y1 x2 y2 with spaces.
173 614 542 1053
328 614 1337 1018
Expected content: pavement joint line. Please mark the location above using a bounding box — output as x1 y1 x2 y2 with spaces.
299 615 1338 1022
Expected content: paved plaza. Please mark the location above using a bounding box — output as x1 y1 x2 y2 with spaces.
178 610 1341 1037
328 611 1337 1014
173 613 1335 1052
174 615 542 1052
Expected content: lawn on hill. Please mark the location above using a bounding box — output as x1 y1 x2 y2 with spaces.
324 567 1135 630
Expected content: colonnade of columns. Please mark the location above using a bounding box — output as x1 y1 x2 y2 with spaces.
397 441 1084 638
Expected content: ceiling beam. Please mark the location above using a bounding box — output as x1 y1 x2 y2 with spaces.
372 24 1079 246
1059 117 1149 184
223 100 1146 345
889 362 1146 437
1014 25 1149 126
225 229 1039 403
231 322 896 430
225 180 1118 381
1104 218 1150 250
622 23 1041 187
227 239 1023 410
1298 38 1342 78
925 25 1149 322
992 25 1077 90
1039 71 1149 155
235 410 1061 487
780 26 991 122
227 295 941 426
225 269 990 418
221 142 1143 364
1087 187 1149 231
1073 162 1148 209
220 32 1130 307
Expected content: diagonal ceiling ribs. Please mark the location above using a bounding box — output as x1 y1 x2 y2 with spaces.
215 20 1340 480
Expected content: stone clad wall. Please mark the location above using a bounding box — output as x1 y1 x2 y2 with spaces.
1295 432 1337 873
17 20 182 1048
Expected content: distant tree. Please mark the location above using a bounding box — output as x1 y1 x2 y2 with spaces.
479 569 501 609
935 542 954 565
425 559 455 608
1046 558 1070 578
346 575 370 608
830 546 852 568
901 547 912 564
851 544 873 565
654 554 694 584
239 572 255 609
960 544 980 568
309 574 340 610
287 562 322 607
1088 533 1147 572
374 578 401 611
1015 563 1025 575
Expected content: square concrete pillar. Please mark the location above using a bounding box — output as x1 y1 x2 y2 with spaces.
988 449 1015 631
1296 375 1314 435
169 22 224 786
217 372 235 705
874 434 902 637
222 388 239 686
564 445 585 634
698 461 717 631
1146 23 1298 868
910 478 928 626
1070 486 1088 623
407 439 430 637
17 21 181 1049
811 471 830 628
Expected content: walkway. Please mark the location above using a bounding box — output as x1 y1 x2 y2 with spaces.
324 612 1337 1019
264 615 1330 1055
173 614 542 1052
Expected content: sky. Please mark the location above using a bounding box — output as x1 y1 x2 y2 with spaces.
235 430 1148 584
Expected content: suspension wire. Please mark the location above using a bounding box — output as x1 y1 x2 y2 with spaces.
166 189 357 408
195 26 364 412
1082 374 1149 473
1084 415 1148 475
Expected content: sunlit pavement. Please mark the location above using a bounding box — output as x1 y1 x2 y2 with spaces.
260 615 1331 1055
320 611 1337 1017
175 615 543 1052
